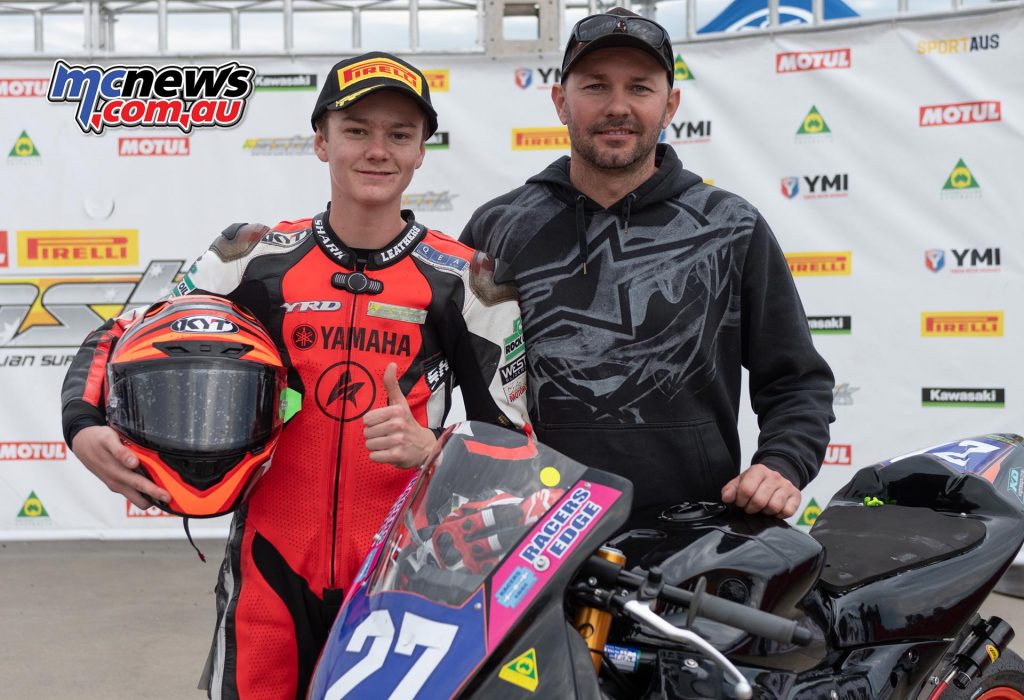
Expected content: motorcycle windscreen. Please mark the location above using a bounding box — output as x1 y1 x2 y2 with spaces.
307 421 626 700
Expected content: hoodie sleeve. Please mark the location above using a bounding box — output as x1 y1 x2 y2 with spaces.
741 214 835 488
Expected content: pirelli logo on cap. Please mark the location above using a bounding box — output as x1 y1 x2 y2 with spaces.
423 69 449 92
921 311 1003 337
338 58 422 95
786 251 852 276
17 229 139 267
512 127 570 151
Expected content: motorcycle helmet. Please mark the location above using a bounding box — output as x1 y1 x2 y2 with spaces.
106 295 287 517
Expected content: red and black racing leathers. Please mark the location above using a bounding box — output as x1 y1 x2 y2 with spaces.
61 208 530 700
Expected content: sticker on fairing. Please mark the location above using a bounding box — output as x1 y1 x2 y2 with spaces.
367 301 428 324
496 566 536 609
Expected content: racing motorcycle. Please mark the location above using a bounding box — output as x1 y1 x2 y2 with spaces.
307 422 1024 699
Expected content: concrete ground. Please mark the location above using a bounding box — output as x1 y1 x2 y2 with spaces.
3 539 1024 700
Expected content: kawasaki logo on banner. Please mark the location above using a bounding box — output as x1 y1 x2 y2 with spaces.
922 388 1004 408
808 315 851 334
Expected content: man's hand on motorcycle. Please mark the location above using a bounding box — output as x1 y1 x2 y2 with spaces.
71 425 171 509
363 362 437 470
721 463 800 518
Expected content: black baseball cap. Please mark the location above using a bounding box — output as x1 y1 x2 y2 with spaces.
561 8 675 85
310 51 438 137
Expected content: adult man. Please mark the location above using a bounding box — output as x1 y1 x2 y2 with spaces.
460 10 834 522
62 52 528 699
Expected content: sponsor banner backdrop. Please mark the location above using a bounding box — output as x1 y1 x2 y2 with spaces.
0 7 1021 540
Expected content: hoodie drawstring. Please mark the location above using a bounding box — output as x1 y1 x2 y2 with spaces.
622 192 636 236
575 194 588 275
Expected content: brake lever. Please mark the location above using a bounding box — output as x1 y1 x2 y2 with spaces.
622 599 753 700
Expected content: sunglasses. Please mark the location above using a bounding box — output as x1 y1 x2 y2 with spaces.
570 15 670 49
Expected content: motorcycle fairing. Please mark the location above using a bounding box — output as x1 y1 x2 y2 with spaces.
883 434 1022 483
306 587 487 700
307 422 633 699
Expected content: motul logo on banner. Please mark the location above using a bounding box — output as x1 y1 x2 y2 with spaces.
118 136 190 156
0 442 67 460
823 444 852 465
0 78 49 97
0 230 8 267
919 101 1001 127
776 49 851 73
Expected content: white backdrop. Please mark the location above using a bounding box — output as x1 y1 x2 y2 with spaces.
0 6 1021 538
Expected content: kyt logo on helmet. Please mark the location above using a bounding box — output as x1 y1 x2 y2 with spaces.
105 295 289 518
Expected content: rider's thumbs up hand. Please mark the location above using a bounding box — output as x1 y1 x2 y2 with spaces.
363 362 437 469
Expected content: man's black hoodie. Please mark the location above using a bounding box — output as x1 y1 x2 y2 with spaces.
461 145 835 514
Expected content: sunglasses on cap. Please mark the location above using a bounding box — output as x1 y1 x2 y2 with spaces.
572 14 670 46
562 13 675 83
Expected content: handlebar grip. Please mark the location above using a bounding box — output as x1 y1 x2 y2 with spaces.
664 587 810 646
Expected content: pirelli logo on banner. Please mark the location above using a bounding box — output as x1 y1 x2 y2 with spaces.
921 311 1003 337
0 78 49 97
786 251 852 276
776 49 851 73
17 230 139 267
118 136 190 156
423 69 449 92
919 101 1001 127
512 127 570 151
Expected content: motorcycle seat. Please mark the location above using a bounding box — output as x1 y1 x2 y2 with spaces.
809 503 985 592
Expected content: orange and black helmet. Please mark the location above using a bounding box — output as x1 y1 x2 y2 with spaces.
106 295 287 517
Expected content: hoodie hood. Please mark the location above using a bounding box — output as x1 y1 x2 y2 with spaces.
525 144 702 273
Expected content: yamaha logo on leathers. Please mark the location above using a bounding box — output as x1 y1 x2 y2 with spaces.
315 361 377 421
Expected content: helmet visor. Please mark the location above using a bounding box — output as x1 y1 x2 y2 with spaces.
107 359 285 455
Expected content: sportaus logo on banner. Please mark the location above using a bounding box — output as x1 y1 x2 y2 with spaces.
46 61 255 134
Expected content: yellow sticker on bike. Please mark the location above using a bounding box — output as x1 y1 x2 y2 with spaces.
499 647 539 692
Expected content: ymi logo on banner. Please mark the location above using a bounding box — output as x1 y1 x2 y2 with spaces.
786 251 852 276
253 73 317 90
667 120 711 144
0 442 67 460
512 127 570 151
922 387 1004 408
514 67 561 90
126 500 174 517
776 48 851 73
18 229 139 267
782 173 848 199
118 136 190 156
920 101 1001 127
921 311 1003 337
0 78 49 97
823 444 852 465
808 315 851 334
401 191 457 212
926 247 1000 273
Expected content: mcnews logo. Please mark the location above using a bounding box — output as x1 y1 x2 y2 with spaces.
922 388 1004 408
921 311 1002 337
786 252 852 276
47 60 255 134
